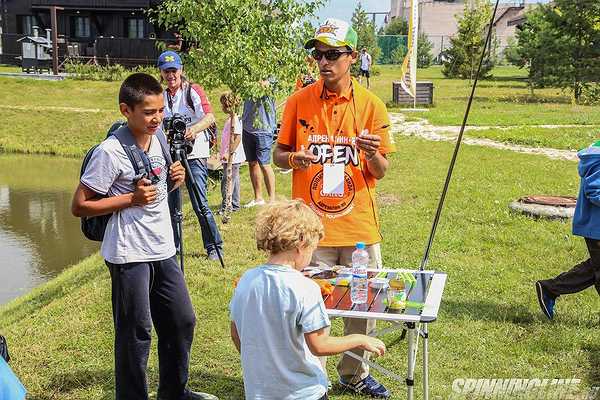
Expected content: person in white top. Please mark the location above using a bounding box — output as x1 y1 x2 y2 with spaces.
359 47 372 89
72 73 217 400
218 92 245 214
230 200 386 400
157 50 224 261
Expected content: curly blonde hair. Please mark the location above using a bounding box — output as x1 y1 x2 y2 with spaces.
255 200 324 254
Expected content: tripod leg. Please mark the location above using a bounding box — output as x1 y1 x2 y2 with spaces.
168 188 185 273
175 189 184 273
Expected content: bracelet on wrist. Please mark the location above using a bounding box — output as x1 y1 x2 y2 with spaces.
288 152 300 169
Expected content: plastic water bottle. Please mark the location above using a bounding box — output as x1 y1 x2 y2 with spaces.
351 242 369 304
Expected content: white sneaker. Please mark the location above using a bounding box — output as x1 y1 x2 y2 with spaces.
279 168 293 174
244 199 266 208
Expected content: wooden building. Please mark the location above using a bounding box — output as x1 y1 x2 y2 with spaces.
0 0 175 66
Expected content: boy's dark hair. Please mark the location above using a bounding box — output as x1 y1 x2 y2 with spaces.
119 73 163 108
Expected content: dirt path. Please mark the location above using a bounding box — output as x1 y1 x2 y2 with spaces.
389 112 579 162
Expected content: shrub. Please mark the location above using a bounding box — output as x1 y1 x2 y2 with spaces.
65 62 159 81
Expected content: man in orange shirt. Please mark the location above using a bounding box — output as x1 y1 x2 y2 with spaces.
274 18 395 399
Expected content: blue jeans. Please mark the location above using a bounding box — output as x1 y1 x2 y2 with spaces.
170 158 223 253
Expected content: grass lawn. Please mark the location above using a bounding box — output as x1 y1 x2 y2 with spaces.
464 126 600 151
0 66 599 398
1 134 599 399
0 65 598 157
373 65 600 127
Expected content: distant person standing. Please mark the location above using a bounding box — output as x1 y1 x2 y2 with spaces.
242 92 277 207
157 51 224 261
358 48 372 89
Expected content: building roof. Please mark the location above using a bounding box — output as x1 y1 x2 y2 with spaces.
17 36 51 47
493 6 524 27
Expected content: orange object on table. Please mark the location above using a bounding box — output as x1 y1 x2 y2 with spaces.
314 279 334 296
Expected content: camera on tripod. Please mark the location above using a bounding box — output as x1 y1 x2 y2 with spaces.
163 113 193 155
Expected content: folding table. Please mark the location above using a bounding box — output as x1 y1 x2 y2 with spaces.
319 269 447 400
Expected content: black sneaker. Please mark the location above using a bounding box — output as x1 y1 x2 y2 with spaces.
158 390 218 400
535 281 556 320
187 391 219 400
339 375 390 398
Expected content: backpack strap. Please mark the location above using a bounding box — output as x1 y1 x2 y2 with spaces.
155 129 173 166
111 126 147 179
185 81 195 113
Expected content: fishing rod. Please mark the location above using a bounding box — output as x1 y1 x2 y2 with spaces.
419 0 501 271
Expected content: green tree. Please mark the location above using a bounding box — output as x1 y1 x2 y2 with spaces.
442 0 495 80
390 44 407 64
513 0 600 103
417 32 434 68
384 17 409 36
150 0 324 101
351 2 381 72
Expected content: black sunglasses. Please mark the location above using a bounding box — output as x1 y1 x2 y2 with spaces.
311 49 353 61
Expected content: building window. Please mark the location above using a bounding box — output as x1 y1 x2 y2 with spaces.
71 16 91 38
18 15 37 35
127 18 145 39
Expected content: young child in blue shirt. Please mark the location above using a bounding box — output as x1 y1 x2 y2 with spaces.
537 141 600 319
229 200 385 400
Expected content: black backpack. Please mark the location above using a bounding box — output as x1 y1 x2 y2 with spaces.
80 122 173 241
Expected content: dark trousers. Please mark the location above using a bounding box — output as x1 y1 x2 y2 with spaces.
540 237 600 299
319 394 328 400
106 256 196 400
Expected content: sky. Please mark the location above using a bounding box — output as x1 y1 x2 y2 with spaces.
314 0 551 28
315 0 391 28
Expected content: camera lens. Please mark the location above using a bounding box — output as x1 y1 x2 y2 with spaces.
173 119 187 133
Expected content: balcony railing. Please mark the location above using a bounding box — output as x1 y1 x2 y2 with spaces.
31 0 151 9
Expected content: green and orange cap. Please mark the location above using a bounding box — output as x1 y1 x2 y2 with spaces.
304 18 358 50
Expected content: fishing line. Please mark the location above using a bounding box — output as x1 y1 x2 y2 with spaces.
419 0 501 271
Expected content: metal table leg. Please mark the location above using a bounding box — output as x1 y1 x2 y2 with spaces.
423 323 429 400
406 324 416 400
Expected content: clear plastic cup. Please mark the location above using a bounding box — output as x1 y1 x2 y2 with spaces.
386 287 406 310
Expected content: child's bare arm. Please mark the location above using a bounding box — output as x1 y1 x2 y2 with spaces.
71 179 157 217
304 328 386 357
230 134 242 157
230 321 241 353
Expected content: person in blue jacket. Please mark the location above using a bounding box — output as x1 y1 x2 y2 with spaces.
536 141 600 319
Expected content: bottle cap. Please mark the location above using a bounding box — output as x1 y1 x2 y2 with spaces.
356 242 366 249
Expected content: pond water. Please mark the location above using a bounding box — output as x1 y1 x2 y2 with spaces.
0 154 98 304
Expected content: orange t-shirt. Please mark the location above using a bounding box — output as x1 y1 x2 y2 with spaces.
278 79 396 247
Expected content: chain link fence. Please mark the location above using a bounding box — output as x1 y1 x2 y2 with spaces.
377 34 514 65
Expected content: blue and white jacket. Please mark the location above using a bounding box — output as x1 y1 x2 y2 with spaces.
573 141 600 239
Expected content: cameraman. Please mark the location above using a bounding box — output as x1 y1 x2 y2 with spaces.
158 51 223 261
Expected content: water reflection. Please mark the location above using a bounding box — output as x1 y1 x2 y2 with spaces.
0 154 98 304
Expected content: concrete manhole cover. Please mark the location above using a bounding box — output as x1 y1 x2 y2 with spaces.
509 195 576 219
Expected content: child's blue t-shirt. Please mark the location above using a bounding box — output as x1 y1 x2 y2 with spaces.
230 264 330 400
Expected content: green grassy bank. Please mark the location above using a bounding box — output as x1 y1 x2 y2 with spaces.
1 134 599 399
0 66 599 399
